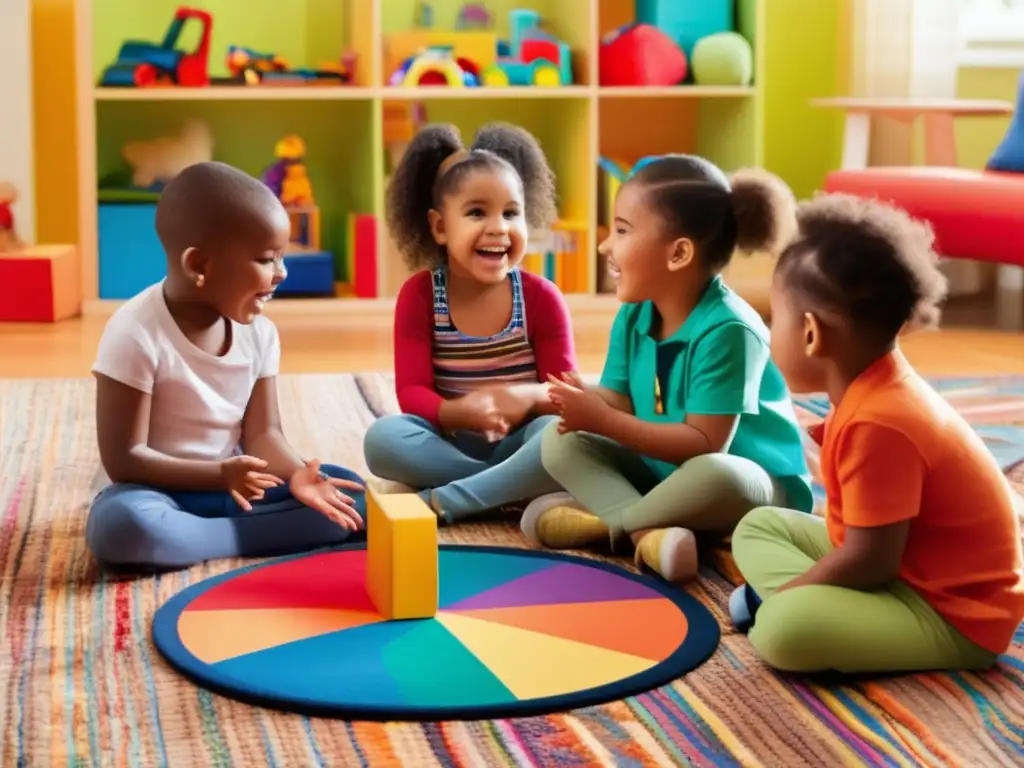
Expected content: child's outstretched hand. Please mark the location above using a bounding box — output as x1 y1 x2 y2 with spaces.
289 459 365 531
548 373 611 434
220 455 284 511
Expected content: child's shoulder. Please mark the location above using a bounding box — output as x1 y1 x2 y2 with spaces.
518 269 569 309
101 282 165 342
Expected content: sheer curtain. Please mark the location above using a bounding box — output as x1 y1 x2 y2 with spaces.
850 0 961 165
850 0 981 293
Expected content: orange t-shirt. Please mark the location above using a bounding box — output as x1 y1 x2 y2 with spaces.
820 349 1024 655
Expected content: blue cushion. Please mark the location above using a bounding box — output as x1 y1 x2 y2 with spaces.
987 71 1024 173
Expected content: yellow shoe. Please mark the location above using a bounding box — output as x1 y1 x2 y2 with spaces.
520 492 609 549
635 528 699 582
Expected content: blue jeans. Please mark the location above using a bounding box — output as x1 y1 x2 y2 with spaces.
86 463 366 571
363 414 562 523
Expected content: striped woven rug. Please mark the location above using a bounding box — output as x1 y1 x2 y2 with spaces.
1 373 1022 767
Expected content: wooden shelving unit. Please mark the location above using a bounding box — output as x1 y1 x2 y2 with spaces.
75 0 849 314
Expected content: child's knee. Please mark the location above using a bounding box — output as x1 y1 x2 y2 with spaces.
747 592 817 672
363 414 428 472
539 420 578 473
732 506 779 556
86 489 163 566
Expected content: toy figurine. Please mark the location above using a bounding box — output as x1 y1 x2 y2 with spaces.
0 181 22 252
261 135 314 205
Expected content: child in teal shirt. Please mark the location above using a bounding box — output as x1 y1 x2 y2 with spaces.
522 155 812 583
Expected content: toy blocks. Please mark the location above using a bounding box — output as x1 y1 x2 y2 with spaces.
0 245 80 322
366 487 438 620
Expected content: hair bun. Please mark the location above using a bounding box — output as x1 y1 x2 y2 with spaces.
729 168 797 255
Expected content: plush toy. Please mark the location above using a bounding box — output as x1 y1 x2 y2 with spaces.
692 32 753 86
599 24 687 86
121 120 214 188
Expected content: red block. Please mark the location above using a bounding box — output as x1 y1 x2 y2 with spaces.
0 245 81 322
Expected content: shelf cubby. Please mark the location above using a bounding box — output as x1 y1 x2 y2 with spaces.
75 0 848 308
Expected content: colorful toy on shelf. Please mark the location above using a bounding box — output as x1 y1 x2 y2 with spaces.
456 3 492 30
219 46 355 86
394 46 479 87
691 32 752 86
482 10 572 87
0 181 22 252
385 8 573 89
599 24 687 86
99 6 212 87
0 244 80 322
122 120 214 189
635 0 734 61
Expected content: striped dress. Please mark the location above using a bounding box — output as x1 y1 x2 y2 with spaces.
431 267 539 398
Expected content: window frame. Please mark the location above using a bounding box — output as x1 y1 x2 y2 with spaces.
959 0 1024 67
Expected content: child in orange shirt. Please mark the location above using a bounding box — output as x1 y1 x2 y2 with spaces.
730 194 1024 673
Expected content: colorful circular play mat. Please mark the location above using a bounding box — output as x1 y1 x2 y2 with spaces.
152 545 720 721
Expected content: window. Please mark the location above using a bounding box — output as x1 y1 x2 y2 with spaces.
959 0 1024 66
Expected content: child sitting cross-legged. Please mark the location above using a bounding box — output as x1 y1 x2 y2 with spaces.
362 122 576 524
523 155 813 583
730 194 1024 673
87 161 365 572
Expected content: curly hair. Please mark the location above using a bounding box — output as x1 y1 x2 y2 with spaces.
385 122 558 271
776 194 948 346
627 155 796 273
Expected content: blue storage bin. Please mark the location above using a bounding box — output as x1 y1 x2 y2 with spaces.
635 0 734 61
98 203 167 299
278 251 335 296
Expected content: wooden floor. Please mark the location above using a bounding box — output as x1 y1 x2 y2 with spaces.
2 309 1024 378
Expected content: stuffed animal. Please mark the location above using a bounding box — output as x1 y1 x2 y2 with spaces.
122 120 215 188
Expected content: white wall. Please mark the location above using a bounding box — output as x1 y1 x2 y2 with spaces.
0 0 35 244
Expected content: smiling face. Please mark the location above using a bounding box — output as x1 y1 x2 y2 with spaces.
429 166 527 284
598 181 685 304
188 202 292 324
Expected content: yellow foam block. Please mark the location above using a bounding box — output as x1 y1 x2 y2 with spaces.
366 489 438 620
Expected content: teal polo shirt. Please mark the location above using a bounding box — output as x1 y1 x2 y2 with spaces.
599 276 814 513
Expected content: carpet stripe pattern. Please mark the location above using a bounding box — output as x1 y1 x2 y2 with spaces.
1 373 1022 767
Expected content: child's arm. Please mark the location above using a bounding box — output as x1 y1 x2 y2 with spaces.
394 273 446 424
561 323 761 464
96 374 225 489
240 375 306 480
779 423 923 592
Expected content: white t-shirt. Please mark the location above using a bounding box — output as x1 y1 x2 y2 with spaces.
91 281 281 462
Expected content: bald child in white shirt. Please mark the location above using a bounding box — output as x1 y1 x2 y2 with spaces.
87 161 365 571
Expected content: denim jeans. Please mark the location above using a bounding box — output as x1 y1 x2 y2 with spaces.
86 464 366 571
362 414 562 523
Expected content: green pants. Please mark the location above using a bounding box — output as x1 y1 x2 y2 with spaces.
732 506 997 674
541 424 786 547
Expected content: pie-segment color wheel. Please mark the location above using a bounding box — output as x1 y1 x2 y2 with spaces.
152 545 720 721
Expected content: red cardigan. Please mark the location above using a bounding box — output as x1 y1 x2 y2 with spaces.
393 269 577 426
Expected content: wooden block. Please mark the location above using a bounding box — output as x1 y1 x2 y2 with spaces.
366 488 438 620
0 244 80 322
